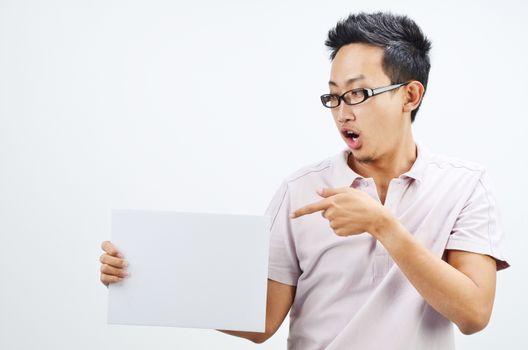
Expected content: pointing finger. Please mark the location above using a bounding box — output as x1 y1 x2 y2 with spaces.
290 199 329 219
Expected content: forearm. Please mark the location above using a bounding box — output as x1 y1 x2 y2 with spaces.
216 329 265 344
371 214 489 333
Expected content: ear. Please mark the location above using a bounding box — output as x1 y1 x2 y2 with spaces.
402 81 425 113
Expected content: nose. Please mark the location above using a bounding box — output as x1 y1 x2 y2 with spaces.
334 103 356 123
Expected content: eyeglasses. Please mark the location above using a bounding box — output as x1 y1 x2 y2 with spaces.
320 81 411 108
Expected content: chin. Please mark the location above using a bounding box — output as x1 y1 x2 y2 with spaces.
349 149 374 164
356 156 374 164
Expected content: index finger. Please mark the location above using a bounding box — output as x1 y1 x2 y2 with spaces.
290 199 329 219
101 240 124 258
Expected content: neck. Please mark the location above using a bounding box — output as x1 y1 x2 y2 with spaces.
348 137 417 181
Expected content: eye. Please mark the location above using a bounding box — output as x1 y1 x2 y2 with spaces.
322 95 334 102
321 94 340 107
343 89 366 104
350 90 362 96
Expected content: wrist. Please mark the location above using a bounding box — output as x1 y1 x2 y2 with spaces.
369 207 398 241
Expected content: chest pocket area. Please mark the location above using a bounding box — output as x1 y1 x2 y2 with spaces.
373 242 392 282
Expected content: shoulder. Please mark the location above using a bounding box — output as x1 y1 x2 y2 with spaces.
417 147 491 199
426 150 486 177
281 154 336 187
265 154 336 218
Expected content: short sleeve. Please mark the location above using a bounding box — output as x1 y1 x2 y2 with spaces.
264 181 301 286
445 170 510 271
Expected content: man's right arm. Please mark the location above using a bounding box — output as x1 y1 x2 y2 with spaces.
217 278 296 344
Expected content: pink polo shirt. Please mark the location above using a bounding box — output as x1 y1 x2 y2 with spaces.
265 140 509 350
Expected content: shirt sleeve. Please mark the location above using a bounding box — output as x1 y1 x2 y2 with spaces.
445 169 510 271
264 180 302 286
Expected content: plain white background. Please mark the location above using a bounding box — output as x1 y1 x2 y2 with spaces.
0 0 526 349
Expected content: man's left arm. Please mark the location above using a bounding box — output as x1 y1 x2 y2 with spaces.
291 173 508 335
370 216 497 335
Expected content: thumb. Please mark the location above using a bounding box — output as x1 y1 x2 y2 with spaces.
317 187 350 198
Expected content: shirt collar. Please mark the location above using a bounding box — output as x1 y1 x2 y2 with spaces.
331 140 432 187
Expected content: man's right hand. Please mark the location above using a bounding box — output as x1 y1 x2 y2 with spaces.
100 240 129 287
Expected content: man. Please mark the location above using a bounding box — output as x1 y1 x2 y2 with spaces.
100 12 509 349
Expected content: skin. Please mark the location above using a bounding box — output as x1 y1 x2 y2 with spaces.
99 42 497 342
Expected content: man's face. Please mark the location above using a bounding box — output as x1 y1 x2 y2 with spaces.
329 43 408 164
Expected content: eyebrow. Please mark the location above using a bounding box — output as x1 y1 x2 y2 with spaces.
328 74 365 87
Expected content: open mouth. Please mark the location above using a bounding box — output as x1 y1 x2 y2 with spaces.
344 130 360 142
341 129 362 149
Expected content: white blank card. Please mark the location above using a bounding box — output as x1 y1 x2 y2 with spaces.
107 209 271 332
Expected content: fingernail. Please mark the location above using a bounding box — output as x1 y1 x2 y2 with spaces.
289 212 295 218
117 253 124 258
122 260 129 267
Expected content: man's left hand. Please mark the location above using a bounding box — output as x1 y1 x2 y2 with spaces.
290 187 392 237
